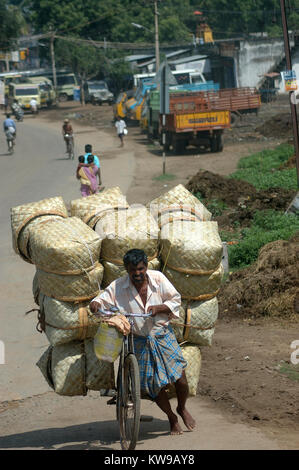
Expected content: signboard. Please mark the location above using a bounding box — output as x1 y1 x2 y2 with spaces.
281 70 298 91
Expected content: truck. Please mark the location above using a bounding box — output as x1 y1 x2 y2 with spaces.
83 80 114 105
161 92 231 154
144 81 220 138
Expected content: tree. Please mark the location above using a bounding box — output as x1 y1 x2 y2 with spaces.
0 0 23 52
55 39 107 105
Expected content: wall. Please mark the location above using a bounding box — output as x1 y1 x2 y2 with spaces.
235 38 294 88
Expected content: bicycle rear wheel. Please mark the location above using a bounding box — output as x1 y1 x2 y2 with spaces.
118 353 141 450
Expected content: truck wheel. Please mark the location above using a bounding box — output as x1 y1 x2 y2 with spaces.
59 93 68 102
174 140 185 155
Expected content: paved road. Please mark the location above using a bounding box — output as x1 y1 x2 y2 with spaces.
0 113 282 450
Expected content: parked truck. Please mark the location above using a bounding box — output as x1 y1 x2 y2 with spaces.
161 92 231 154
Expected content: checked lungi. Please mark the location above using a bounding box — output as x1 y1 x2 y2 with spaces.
133 326 187 399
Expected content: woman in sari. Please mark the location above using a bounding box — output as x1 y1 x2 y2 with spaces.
77 155 99 197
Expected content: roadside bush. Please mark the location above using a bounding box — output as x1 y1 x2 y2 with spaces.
194 192 228 217
228 210 299 269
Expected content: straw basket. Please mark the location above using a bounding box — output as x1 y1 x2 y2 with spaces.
36 262 104 302
29 217 101 273
163 263 223 300
171 297 218 346
147 184 212 222
160 221 223 272
36 339 115 396
70 187 129 229
95 206 160 263
166 344 201 398
102 258 161 288
10 196 68 263
37 293 100 346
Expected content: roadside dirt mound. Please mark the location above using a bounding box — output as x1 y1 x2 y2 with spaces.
185 170 257 205
279 153 296 169
256 113 293 138
219 234 299 318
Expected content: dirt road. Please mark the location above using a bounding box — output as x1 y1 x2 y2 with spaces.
0 103 297 451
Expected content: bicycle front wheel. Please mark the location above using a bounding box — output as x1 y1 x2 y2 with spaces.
119 353 141 450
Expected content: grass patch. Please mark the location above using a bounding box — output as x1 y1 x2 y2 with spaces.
227 210 299 269
278 362 299 382
153 173 176 181
194 192 228 217
230 143 297 190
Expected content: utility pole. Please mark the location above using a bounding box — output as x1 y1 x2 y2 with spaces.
154 0 160 72
280 0 299 185
50 29 58 105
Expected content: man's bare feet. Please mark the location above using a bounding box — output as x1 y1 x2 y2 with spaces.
176 407 196 431
169 414 183 435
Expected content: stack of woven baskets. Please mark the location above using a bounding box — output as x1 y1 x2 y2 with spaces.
148 184 224 397
11 184 223 399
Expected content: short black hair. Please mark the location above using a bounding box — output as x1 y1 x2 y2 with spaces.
6 114 11 118
123 249 148 268
87 154 94 164
78 155 84 163
85 144 92 153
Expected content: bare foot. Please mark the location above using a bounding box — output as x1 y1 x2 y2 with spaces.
176 407 196 431
169 414 183 435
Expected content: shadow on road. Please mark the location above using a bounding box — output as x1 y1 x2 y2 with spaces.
0 418 169 450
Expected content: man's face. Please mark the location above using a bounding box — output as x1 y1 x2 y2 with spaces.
127 262 147 284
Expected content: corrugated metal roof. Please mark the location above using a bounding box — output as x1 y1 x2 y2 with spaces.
169 54 208 65
125 54 155 62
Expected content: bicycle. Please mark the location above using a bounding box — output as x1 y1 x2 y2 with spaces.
97 307 152 450
65 134 74 159
6 131 15 155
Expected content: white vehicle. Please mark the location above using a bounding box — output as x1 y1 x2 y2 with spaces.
133 69 206 88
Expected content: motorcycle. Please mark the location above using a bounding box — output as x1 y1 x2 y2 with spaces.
5 127 16 154
11 103 24 122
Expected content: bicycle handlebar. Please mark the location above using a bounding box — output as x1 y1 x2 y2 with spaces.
97 308 152 318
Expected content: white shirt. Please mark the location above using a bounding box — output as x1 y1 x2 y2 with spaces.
92 270 181 337
115 119 126 134
30 99 37 106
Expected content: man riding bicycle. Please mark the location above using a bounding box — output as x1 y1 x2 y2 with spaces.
90 248 196 436
62 119 74 153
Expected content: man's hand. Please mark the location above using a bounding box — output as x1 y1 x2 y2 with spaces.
147 304 171 317
89 300 101 313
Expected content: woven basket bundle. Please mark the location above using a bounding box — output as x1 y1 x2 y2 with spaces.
160 221 223 272
38 293 100 346
147 184 212 223
164 263 223 300
70 186 128 229
102 258 161 288
36 262 103 302
29 217 101 273
166 344 201 398
36 339 115 396
10 196 68 262
171 297 218 346
95 206 159 263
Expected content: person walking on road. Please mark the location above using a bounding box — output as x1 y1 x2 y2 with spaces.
62 119 74 153
90 248 196 436
3 114 16 151
84 144 102 187
115 115 127 147
76 154 100 197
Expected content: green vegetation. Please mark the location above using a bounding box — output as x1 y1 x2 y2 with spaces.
278 362 299 382
153 173 176 181
230 144 297 190
228 210 299 269
195 192 228 217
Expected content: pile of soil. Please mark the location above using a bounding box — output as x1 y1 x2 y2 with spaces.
279 153 296 169
186 170 257 205
185 170 296 229
218 234 299 318
256 113 293 138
